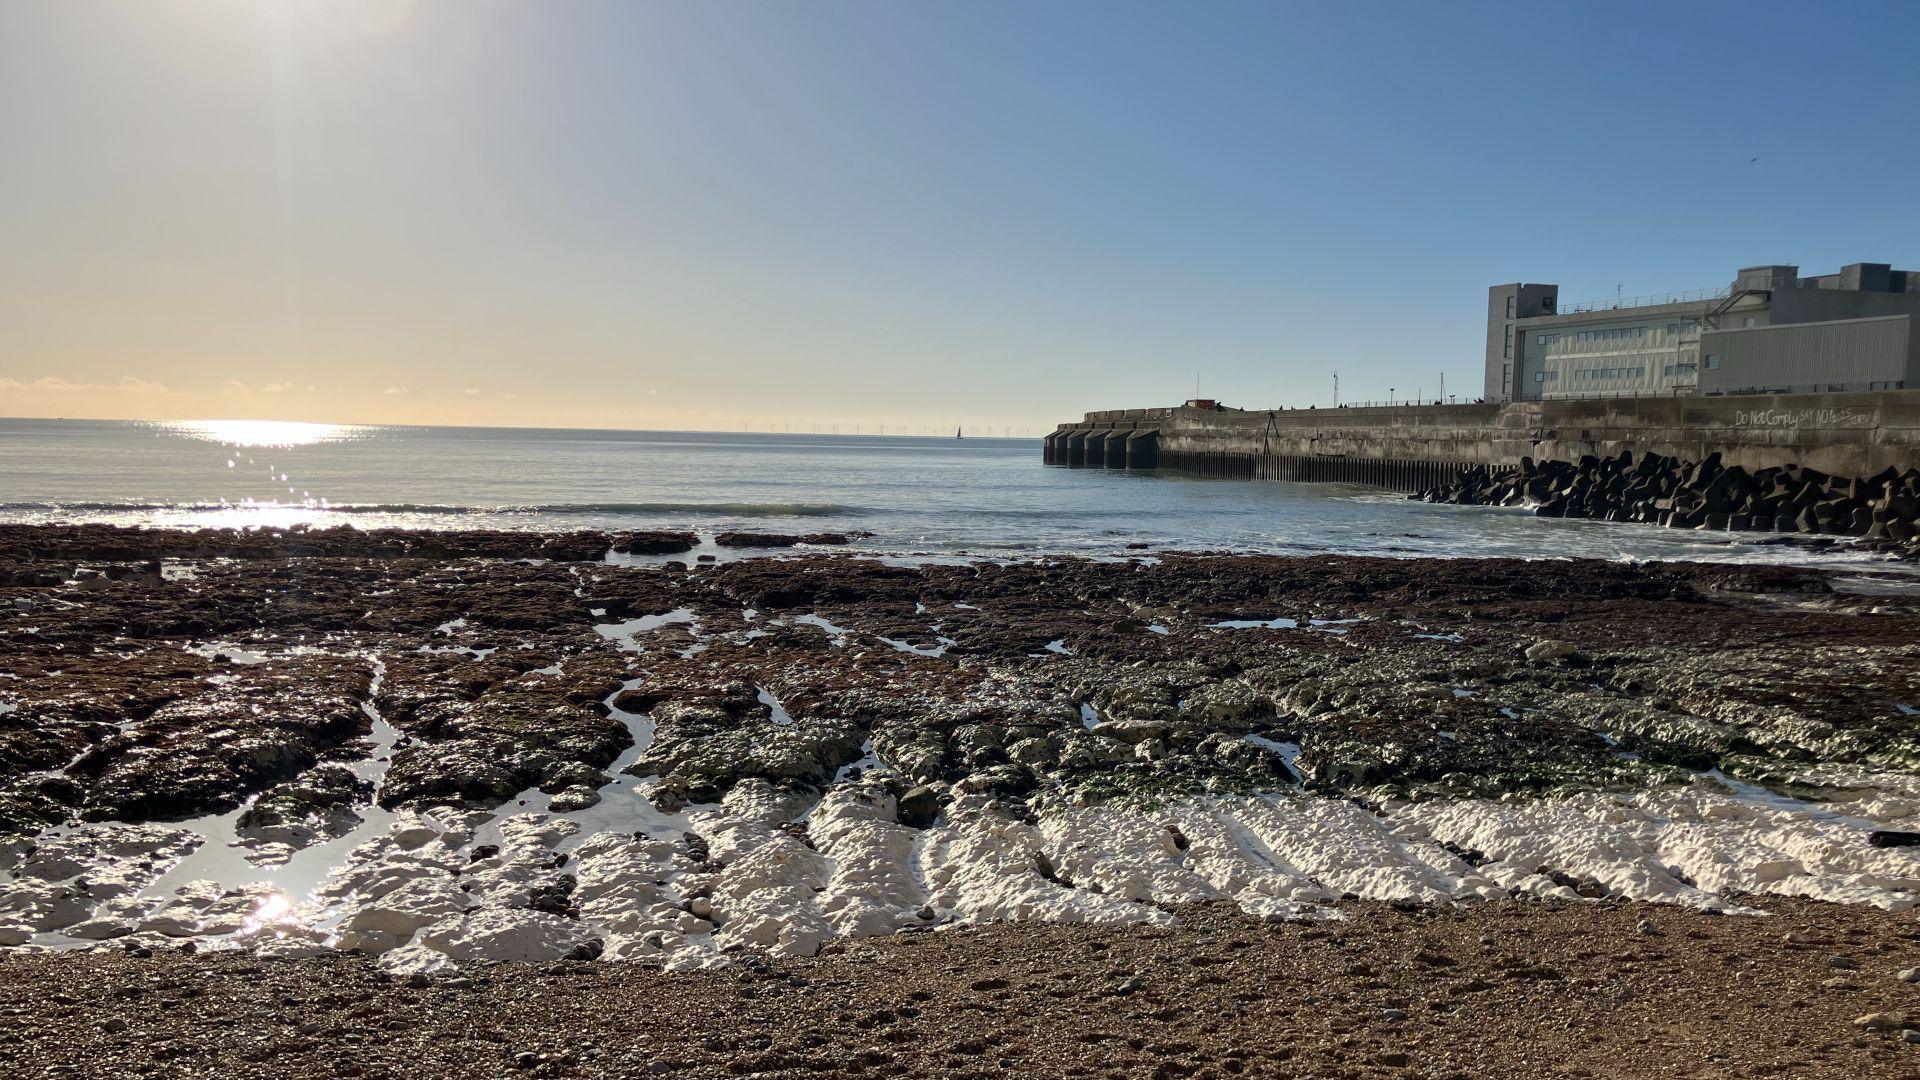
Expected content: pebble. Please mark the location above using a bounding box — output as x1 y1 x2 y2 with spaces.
1905 1030 1920 1046
100 1017 127 1034
1634 919 1656 936
1854 1012 1902 1031
1898 968 1920 984
1829 956 1859 970
1524 640 1579 662
1381 1008 1408 1022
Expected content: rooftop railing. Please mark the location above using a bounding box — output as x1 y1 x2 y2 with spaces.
1553 286 1729 315
1537 381 1906 401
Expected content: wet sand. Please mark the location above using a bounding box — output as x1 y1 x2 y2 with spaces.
6 899 1919 1079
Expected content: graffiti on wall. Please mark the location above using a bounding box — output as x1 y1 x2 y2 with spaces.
1731 407 1879 430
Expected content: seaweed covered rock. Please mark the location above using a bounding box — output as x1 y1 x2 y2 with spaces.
712 532 860 548
67 655 375 822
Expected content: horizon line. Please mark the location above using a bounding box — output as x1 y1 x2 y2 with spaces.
0 415 1049 440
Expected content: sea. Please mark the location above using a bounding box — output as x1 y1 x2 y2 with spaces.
0 416 1907 569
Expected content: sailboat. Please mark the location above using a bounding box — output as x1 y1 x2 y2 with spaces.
954 426 963 440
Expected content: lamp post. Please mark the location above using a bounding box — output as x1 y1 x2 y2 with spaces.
1388 387 1395 407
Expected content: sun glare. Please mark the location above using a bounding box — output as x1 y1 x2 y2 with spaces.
251 0 419 40
161 419 363 448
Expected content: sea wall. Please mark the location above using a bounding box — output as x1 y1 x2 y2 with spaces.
1043 390 1920 491
1422 453 1920 547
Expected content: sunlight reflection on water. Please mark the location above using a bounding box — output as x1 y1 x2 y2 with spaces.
129 419 376 518
156 419 369 448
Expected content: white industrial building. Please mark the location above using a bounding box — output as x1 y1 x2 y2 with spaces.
1485 262 1920 402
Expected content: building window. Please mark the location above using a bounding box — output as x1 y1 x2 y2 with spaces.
1705 355 1720 369
1741 317 1755 328
1506 296 1515 318
1576 366 1651 381
1571 327 1652 344
1540 297 1555 314
1502 364 1511 392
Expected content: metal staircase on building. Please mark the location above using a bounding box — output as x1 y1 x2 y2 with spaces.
1699 288 1765 330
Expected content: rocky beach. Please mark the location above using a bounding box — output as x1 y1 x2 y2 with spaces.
13 0 1920 1072
5 522 1920 1076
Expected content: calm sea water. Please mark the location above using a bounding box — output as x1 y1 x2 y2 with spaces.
0 416 1903 568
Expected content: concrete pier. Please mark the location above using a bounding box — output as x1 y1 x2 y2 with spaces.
1047 424 1164 471
1045 390 1920 492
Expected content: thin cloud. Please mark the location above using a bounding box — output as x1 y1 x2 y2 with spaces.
381 386 410 395
0 375 172 394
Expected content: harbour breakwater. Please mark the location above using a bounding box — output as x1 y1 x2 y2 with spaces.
1419 452 1920 547
1045 389 1920 490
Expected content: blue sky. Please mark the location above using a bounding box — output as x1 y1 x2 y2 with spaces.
2 1 1916 430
